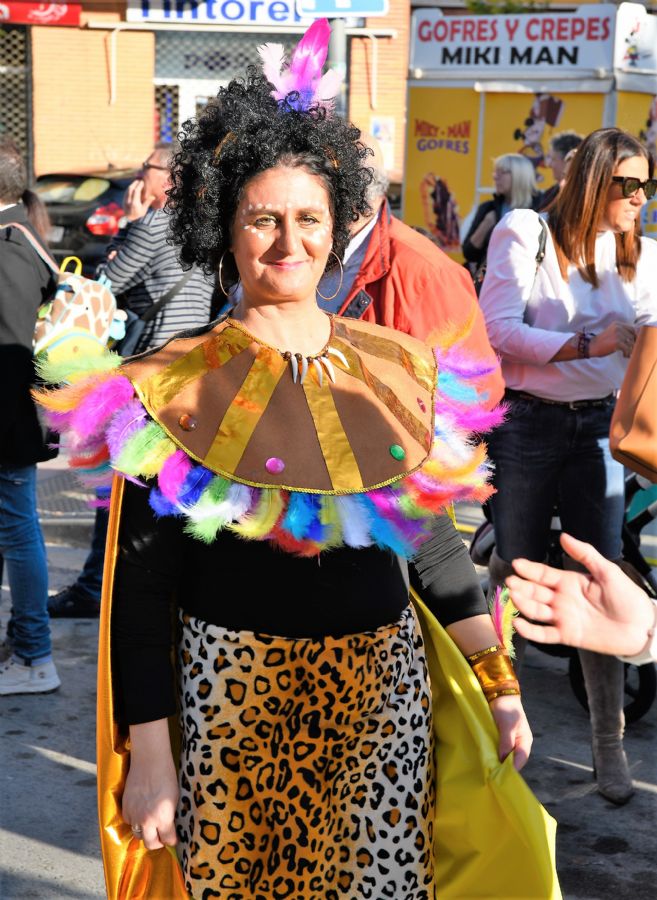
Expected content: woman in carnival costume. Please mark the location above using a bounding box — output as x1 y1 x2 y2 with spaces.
39 21 559 900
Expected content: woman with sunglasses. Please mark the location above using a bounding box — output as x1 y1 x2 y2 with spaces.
479 127 657 806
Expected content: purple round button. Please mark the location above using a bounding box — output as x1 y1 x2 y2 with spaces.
265 457 285 475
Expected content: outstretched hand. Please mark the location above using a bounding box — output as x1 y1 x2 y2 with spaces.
506 533 655 658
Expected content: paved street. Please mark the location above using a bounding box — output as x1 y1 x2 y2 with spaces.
0 461 655 899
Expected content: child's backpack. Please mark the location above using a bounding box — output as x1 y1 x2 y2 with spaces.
2 221 120 362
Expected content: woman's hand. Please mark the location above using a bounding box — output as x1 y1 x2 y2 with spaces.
489 693 533 771
590 321 637 358
122 719 179 850
507 533 656 658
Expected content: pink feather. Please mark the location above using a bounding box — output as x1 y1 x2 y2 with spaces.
257 42 286 95
158 450 193 503
69 375 135 441
287 19 330 87
257 18 340 110
490 586 505 645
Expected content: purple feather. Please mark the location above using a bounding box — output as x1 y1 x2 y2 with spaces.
368 488 427 544
105 399 149 461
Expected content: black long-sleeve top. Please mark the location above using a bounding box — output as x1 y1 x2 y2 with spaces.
112 480 487 724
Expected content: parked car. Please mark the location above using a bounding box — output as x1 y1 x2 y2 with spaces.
34 169 137 275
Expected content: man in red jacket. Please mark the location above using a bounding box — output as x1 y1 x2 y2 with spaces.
317 139 503 408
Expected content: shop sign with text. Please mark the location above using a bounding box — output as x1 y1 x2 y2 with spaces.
0 2 81 25
411 5 615 74
127 0 306 26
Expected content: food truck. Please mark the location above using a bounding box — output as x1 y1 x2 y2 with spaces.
402 2 657 256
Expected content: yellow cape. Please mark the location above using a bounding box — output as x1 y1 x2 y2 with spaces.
97 477 560 899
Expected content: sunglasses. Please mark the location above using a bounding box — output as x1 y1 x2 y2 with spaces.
141 160 168 172
611 176 657 200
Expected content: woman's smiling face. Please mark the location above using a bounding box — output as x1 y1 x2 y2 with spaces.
231 165 333 305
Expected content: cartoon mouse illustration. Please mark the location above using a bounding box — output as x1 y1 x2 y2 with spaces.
639 95 657 158
513 94 564 180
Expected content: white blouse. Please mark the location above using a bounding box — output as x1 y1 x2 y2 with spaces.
479 209 657 402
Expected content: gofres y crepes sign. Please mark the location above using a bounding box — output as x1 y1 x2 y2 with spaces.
410 5 615 75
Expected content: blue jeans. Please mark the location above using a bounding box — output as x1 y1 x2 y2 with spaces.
0 464 51 661
487 397 624 563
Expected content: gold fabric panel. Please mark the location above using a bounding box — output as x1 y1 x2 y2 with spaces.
331 335 431 450
122 316 436 493
303 373 364 491
334 319 435 393
135 327 252 412
204 346 287 474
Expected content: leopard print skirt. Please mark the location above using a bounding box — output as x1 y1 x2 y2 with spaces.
176 604 436 900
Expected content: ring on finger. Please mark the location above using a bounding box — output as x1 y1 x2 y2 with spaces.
131 824 144 835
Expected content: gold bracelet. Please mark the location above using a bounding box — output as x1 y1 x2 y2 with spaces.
466 644 520 703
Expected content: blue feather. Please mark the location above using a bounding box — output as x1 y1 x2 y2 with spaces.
437 371 479 404
282 491 316 539
179 466 214 506
149 488 179 517
360 496 413 556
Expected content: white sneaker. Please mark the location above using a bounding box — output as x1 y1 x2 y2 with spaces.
0 640 12 663
0 658 61 695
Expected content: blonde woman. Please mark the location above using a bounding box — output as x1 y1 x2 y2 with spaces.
462 153 540 270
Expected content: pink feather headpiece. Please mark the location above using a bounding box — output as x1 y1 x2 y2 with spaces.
258 19 341 111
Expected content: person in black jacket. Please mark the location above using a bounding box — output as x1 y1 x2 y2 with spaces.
0 138 60 695
462 153 540 271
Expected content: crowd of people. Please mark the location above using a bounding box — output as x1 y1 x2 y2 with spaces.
1 17 656 899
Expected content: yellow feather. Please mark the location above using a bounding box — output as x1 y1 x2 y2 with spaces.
230 489 284 539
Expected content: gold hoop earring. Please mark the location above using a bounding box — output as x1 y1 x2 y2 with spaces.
218 249 238 297
316 251 344 302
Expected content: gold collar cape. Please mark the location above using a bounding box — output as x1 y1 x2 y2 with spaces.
38 315 500 557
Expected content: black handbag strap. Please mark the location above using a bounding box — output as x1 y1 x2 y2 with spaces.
139 266 197 324
536 216 548 267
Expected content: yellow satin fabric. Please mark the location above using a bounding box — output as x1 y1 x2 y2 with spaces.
135 327 252 410
204 346 287 473
302 372 364 491
412 591 561 899
330 334 432 449
333 319 435 392
96 486 559 899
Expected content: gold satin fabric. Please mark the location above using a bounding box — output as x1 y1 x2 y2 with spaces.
302 372 364 491
204 346 287 474
97 476 188 900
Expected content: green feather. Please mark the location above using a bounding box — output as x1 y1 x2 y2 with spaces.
36 349 122 385
115 422 170 476
183 477 232 544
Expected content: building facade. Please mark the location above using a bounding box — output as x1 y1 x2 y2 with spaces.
1 0 410 181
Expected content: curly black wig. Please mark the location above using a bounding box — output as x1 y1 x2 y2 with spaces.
167 70 373 284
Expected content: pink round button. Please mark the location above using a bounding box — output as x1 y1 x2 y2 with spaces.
265 457 285 475
417 397 427 413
